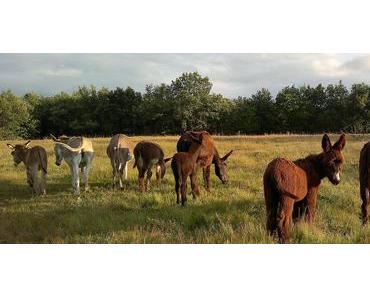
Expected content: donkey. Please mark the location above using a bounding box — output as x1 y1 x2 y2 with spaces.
133 141 171 192
7 141 47 196
263 134 346 243
171 132 204 206
106 134 134 190
359 142 370 225
51 134 94 195
177 131 233 191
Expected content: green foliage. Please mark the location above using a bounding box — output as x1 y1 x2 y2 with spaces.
2 72 370 139
0 90 37 139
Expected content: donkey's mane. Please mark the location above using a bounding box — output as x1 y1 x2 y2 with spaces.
294 153 325 179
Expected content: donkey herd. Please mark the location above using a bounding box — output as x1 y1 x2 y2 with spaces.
5 131 370 243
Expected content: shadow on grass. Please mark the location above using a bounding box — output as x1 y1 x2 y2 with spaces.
0 189 265 243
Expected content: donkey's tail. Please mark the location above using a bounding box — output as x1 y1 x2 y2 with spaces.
264 173 279 235
171 157 181 183
133 152 138 168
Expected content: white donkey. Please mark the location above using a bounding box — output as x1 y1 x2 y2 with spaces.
51 135 94 195
106 134 134 190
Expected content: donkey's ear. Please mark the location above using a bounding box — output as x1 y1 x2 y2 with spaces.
50 134 58 141
221 150 234 161
7 144 14 150
322 134 332 152
333 134 346 151
24 140 31 147
164 157 172 163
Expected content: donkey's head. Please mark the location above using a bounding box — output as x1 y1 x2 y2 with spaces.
7 141 31 166
157 157 172 178
50 134 65 166
321 134 346 185
215 150 233 184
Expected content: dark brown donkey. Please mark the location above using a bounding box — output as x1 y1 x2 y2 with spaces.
263 134 346 243
133 141 171 192
171 132 204 206
359 142 370 224
177 131 233 191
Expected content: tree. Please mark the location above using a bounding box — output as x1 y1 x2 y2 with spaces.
0 90 36 139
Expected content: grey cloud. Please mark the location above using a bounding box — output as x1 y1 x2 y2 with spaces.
0 53 369 98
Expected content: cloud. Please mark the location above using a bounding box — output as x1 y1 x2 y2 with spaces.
0 53 369 98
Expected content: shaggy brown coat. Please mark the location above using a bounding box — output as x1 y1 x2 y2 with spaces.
263 134 346 243
133 141 171 192
171 132 204 206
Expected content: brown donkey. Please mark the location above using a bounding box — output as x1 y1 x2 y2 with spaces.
263 134 346 243
133 141 171 192
171 132 204 206
177 131 233 191
359 142 370 224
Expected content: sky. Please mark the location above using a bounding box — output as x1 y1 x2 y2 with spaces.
0 53 369 98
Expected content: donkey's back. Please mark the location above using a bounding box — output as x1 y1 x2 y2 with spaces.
264 158 308 201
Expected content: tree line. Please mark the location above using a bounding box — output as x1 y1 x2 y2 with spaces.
1 72 370 139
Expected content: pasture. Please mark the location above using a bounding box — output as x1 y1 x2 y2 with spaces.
0 134 368 243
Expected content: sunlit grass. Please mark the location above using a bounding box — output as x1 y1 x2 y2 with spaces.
0 134 367 243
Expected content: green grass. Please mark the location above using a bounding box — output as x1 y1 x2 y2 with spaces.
0 134 369 243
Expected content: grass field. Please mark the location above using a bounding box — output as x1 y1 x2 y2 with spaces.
0 134 368 243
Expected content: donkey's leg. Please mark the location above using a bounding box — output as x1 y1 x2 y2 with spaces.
305 188 318 224
293 198 307 223
81 166 91 192
30 165 39 195
360 183 369 225
124 162 128 180
190 172 200 199
277 196 294 243
146 167 153 191
26 167 35 195
203 166 211 192
40 169 47 195
118 161 126 190
71 164 80 195
84 153 94 192
138 167 146 192
111 159 117 189
180 176 188 206
175 178 181 204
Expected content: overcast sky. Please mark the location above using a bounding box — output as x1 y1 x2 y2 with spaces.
0 53 369 98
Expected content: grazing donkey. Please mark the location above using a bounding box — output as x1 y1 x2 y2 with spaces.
359 142 370 224
51 135 94 195
171 132 204 206
7 141 47 196
133 141 171 192
106 134 134 190
263 134 346 243
177 131 233 191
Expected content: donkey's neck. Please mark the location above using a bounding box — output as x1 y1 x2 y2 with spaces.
188 143 202 163
213 148 221 165
295 153 326 180
21 148 31 165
